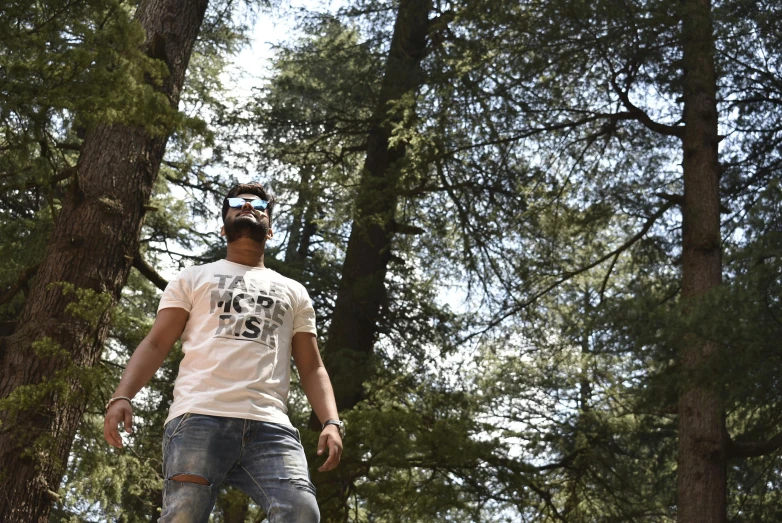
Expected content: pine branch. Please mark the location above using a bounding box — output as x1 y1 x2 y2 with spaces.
132 252 169 291
339 142 369 156
461 201 675 342
0 264 40 305
442 111 641 158
655 192 684 205
610 75 684 138
0 166 76 191
54 142 82 152
533 448 586 471
391 220 425 235
146 245 216 263
0 320 16 336
163 172 222 198
486 456 567 521
0 167 33 179
598 251 621 303
656 191 730 213
728 431 782 458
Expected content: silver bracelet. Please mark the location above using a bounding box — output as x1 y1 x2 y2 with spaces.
105 396 132 411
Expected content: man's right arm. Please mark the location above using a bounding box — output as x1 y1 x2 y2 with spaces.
103 307 189 448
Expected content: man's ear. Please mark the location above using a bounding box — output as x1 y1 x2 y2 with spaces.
220 226 225 237
267 228 274 239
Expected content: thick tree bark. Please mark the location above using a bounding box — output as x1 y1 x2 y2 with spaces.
322 0 432 413
0 1 208 520
676 0 726 521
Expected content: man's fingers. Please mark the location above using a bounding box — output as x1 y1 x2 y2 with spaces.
123 409 133 434
104 414 123 448
318 448 340 471
318 437 342 472
103 405 133 448
318 451 337 471
317 433 327 455
110 417 123 448
102 420 111 447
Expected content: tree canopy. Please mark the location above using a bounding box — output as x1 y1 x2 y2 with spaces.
1 0 781 521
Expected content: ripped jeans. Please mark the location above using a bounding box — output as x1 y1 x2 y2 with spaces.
160 413 319 523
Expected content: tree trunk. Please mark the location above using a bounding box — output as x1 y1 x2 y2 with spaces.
0 1 208 520
215 488 251 523
285 166 316 266
322 0 432 413
313 3 431 521
676 0 726 520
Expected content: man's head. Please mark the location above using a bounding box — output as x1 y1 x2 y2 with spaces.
221 183 276 244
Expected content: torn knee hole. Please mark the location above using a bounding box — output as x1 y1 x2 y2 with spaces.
287 477 316 494
170 473 210 486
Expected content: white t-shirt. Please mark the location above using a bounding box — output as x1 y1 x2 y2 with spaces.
157 259 317 426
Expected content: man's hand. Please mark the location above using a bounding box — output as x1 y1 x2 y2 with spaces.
317 425 343 472
104 399 133 449
101 308 188 449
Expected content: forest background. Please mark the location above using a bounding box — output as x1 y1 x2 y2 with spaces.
1 0 781 522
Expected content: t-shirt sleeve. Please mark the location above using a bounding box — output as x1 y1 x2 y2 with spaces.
292 285 317 335
157 268 193 313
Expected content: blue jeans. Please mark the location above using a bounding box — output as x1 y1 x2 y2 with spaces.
160 413 319 522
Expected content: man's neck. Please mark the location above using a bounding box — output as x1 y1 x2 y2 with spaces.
225 238 266 268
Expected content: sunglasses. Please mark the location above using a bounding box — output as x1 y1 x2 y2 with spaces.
226 197 269 211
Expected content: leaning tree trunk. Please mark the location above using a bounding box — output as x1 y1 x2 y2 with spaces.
676 0 726 520
0 0 208 520
322 0 432 413
315 2 430 520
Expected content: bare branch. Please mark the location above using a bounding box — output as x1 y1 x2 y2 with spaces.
598 251 621 304
728 431 782 458
163 172 222 196
132 253 168 291
656 192 684 206
655 192 729 213
610 75 684 138
146 245 216 263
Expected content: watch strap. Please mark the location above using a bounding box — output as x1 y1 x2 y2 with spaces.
322 419 344 437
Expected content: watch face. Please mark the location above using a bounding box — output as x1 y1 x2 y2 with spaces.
325 420 344 437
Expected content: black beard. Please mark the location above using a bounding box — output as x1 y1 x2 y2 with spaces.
224 214 269 244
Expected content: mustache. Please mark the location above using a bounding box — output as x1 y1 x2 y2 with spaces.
224 216 269 243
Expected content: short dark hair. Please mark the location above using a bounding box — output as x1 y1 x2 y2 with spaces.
221 183 276 223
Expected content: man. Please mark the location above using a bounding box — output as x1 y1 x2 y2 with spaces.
104 182 342 522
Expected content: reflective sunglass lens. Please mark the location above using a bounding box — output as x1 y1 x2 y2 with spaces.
227 198 268 210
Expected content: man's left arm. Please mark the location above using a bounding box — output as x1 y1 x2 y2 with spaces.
292 332 342 472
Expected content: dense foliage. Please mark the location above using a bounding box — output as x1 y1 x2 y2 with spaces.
1 0 780 521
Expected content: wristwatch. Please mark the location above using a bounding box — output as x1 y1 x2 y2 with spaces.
322 419 345 438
